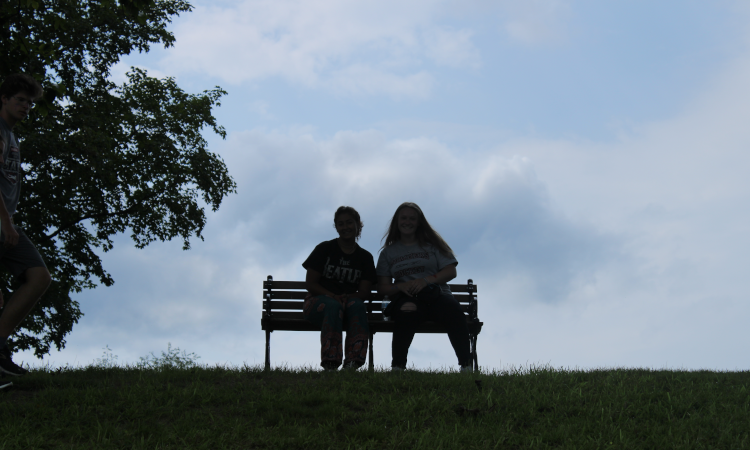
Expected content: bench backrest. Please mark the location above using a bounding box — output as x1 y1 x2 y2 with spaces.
263 276 478 326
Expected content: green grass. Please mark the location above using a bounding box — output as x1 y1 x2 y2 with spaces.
2 364 749 449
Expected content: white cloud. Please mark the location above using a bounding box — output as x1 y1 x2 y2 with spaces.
248 100 274 118
211 128 617 307
499 0 570 45
422 27 482 68
447 0 570 45
327 65 434 98
158 0 480 97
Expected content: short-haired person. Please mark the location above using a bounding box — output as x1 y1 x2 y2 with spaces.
376 202 471 371
302 206 376 370
0 74 52 376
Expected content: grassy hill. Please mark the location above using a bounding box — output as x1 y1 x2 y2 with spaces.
2 364 749 449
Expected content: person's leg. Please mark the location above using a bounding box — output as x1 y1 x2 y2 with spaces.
391 299 424 369
303 294 344 369
342 297 369 368
0 229 52 376
424 292 471 368
0 227 51 348
0 267 52 339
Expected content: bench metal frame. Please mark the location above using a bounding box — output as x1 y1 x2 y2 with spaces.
261 275 483 371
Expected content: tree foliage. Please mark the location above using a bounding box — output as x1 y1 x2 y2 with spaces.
1 0 236 356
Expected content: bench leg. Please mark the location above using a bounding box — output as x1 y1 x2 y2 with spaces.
368 332 374 372
472 334 478 371
265 329 271 371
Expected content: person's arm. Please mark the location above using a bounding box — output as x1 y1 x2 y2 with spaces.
424 263 457 285
397 263 458 297
377 276 416 297
0 191 18 248
0 137 17 248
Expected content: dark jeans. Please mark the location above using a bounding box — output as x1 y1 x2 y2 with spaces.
303 295 369 369
391 290 471 368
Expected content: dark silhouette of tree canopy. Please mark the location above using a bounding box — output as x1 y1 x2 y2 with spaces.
1 0 236 356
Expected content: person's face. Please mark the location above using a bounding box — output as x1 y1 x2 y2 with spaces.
335 213 359 241
0 92 34 124
397 207 419 237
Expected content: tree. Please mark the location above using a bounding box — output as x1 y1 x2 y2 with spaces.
1 0 236 356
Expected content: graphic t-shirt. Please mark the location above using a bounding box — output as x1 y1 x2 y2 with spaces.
376 242 458 294
302 239 377 296
0 117 21 216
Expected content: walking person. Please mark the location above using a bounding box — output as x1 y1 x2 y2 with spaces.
0 74 52 376
302 206 376 370
376 202 471 372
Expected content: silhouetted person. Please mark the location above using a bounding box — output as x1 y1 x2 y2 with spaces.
0 74 52 376
302 206 376 370
377 202 471 372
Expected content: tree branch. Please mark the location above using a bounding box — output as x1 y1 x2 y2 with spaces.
40 203 141 243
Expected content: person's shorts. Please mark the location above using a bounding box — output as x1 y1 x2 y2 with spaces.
0 224 47 280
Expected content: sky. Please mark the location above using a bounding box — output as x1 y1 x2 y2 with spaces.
17 0 750 371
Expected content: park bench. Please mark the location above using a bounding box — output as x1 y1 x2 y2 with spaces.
261 275 483 371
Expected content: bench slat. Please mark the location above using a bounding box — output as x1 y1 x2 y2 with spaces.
264 280 307 290
262 318 483 334
263 311 467 320
264 281 477 294
264 293 476 302
264 301 473 313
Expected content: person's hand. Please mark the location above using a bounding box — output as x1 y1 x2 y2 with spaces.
396 282 413 297
408 278 428 296
397 279 428 297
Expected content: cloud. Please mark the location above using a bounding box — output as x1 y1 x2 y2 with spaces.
499 0 570 45
448 0 570 45
158 0 480 97
247 100 274 118
422 27 482 68
211 128 619 305
327 65 435 98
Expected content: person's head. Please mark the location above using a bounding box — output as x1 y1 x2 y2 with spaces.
334 206 364 241
381 202 453 256
0 74 43 126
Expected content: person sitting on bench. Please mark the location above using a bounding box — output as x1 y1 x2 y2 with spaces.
302 206 377 370
376 202 471 372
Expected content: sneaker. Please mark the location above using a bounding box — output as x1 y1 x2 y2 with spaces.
0 347 28 376
342 361 362 370
321 361 340 371
391 365 405 372
460 365 473 373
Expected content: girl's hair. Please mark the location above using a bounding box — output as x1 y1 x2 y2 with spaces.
333 206 364 240
381 202 453 257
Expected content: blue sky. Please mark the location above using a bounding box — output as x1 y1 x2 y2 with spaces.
18 0 750 371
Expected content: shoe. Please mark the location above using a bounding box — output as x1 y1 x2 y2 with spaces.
342 361 362 370
391 365 404 372
460 365 473 373
0 347 28 376
321 361 340 371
